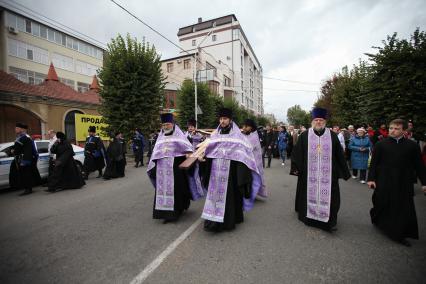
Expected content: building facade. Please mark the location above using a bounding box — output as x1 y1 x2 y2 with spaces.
177 15 263 115
0 63 100 144
0 6 104 93
160 51 234 110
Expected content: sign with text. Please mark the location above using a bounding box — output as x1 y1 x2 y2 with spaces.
74 114 108 141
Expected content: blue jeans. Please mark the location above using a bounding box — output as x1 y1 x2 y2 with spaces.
279 148 286 163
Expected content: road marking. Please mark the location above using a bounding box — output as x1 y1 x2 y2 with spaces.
130 218 202 284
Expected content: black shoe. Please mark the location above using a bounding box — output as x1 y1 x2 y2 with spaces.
398 239 411 247
19 190 32 196
44 189 55 193
134 165 139 168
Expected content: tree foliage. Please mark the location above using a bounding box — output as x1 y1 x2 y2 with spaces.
314 28 426 139
98 34 165 139
287 104 311 127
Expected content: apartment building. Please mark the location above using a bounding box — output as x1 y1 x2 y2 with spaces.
177 15 263 115
161 51 234 110
0 6 104 92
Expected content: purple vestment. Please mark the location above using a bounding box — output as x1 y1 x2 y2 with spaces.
246 131 267 198
307 128 332 222
201 122 261 223
147 125 205 211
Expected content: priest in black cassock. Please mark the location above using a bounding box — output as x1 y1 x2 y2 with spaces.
83 126 106 179
103 131 126 180
368 119 426 246
199 108 259 232
47 132 85 192
290 108 350 232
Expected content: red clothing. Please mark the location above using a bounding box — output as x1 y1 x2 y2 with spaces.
378 128 388 138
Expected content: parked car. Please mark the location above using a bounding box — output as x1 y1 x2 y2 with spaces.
0 140 85 189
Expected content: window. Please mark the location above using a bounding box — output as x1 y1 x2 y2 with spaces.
8 39 49 65
17 17 25 32
40 25 47 39
54 31 62 45
27 49 33 60
192 40 196 46
47 28 55 41
183 59 191 69
32 22 40 37
77 82 90 93
167 63 173 73
9 66 45 85
35 141 49 153
6 12 17 29
75 60 100 76
212 34 217 42
224 75 231 87
59 77 75 89
52 53 74 71
233 29 239 39
25 19 32 33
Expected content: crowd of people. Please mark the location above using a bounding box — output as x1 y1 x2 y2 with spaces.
8 107 426 247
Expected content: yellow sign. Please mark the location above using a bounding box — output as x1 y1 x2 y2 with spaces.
74 114 109 141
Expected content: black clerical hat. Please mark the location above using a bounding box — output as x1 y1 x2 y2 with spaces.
88 126 96 133
243 119 257 130
56 131 66 140
311 107 327 119
160 113 174 123
16 122 28 129
218 108 233 119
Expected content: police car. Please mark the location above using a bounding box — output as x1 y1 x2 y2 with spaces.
0 140 85 189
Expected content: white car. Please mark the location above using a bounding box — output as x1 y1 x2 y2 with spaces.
0 140 85 189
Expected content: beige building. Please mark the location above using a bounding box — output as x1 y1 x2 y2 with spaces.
161 51 234 110
0 6 104 92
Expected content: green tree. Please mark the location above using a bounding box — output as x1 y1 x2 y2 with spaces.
363 28 426 136
176 80 216 129
98 34 165 139
287 105 311 127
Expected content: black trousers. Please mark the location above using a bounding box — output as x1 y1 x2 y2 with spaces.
262 147 272 167
353 169 366 181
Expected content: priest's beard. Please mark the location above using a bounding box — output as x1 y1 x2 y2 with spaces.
220 123 232 134
163 127 174 135
313 126 325 132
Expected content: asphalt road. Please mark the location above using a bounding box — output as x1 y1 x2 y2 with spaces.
1 158 425 284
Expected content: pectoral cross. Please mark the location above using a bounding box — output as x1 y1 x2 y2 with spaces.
317 144 321 154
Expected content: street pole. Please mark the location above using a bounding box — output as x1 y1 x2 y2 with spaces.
193 52 198 128
193 30 213 129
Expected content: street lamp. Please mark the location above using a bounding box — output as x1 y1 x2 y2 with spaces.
193 30 213 128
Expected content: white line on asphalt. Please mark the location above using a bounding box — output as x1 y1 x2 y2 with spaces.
129 218 202 284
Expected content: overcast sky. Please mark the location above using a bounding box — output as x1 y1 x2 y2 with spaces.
5 0 426 121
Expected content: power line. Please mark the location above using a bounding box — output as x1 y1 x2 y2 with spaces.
109 0 189 55
263 76 320 85
2 0 107 48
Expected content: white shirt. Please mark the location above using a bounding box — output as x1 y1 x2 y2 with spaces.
48 135 57 158
337 132 346 150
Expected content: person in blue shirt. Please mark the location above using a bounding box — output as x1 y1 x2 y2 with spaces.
348 127 371 183
277 125 289 166
132 128 145 168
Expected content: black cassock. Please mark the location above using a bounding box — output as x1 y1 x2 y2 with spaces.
83 135 105 173
368 137 426 241
103 138 126 179
9 134 42 190
291 129 350 231
200 159 252 232
48 141 85 191
151 156 192 221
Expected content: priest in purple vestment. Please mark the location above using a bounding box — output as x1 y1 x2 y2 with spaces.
199 108 260 232
185 118 203 150
242 118 267 198
147 113 205 223
290 108 350 232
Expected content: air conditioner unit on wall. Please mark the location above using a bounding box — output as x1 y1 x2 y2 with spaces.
8 26 18 35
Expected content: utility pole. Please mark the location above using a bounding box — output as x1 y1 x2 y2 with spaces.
193 30 213 128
